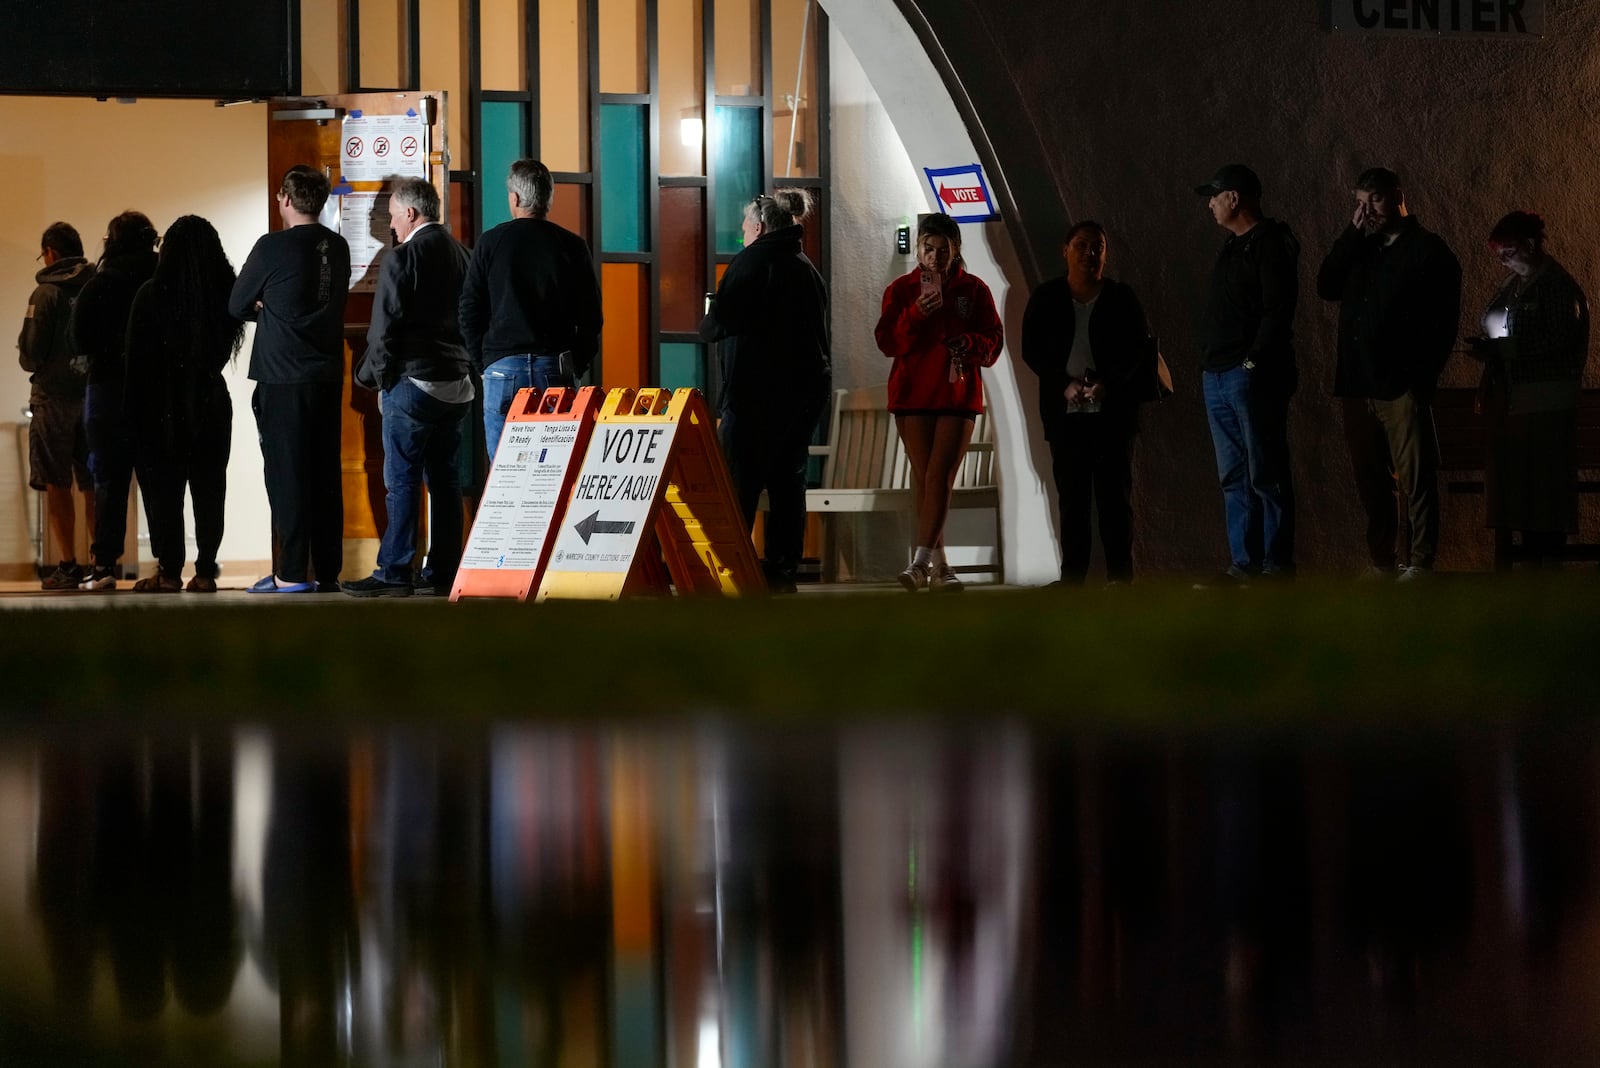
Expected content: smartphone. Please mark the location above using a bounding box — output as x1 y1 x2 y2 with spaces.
920 268 940 300
557 350 577 381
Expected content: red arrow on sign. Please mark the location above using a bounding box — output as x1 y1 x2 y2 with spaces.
938 183 985 206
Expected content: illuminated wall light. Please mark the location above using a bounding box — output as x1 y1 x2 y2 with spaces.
680 115 704 149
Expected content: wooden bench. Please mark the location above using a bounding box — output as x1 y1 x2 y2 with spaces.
1434 386 1600 569
797 384 1000 581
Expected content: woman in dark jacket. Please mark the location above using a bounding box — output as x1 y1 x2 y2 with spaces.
72 210 160 590
698 188 830 593
1470 211 1590 566
123 215 245 592
1021 221 1154 584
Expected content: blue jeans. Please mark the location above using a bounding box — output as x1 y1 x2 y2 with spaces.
482 354 574 465
1203 366 1295 573
376 379 470 585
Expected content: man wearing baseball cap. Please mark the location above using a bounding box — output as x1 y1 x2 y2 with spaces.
1193 164 1300 586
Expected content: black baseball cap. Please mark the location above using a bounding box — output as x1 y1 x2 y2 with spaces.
1194 164 1262 199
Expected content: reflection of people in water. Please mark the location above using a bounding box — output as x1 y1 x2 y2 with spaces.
32 733 241 1021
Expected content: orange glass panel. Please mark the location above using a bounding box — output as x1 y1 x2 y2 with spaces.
713 0 760 96
599 0 647 94
658 0 704 176
602 262 650 389
659 186 706 333
480 0 527 92
358 0 405 88
715 262 729 284
771 0 819 176
540 0 589 171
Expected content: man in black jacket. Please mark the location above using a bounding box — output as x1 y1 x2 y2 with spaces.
1317 167 1461 581
1194 164 1300 585
459 159 602 465
230 165 352 593
17 221 95 590
347 178 473 597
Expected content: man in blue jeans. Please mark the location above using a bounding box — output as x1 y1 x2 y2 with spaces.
1193 164 1301 585
459 159 603 465
346 178 473 597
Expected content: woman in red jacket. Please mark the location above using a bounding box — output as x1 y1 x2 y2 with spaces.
874 213 1004 591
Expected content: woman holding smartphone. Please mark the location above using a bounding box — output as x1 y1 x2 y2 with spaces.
874 212 1004 592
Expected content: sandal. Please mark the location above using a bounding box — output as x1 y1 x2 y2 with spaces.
132 570 182 593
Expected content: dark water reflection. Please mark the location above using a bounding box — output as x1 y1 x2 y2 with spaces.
3 724 1599 1065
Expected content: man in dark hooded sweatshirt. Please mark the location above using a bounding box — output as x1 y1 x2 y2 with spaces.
698 188 831 593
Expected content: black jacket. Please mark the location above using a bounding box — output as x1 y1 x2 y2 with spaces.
229 224 352 385
356 224 472 392
1198 219 1300 377
71 248 158 387
17 256 93 399
458 216 603 374
1316 217 1462 400
698 224 830 411
1021 276 1149 440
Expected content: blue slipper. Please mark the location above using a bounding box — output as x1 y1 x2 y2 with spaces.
247 574 315 594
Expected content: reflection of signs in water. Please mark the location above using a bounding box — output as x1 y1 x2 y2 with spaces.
345 136 363 158
401 136 419 158
373 136 391 158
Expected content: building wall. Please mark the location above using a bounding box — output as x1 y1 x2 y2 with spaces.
906 0 1600 574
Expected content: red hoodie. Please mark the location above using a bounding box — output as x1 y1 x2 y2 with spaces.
874 264 1003 413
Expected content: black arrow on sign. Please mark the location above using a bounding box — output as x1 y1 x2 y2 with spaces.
573 510 636 545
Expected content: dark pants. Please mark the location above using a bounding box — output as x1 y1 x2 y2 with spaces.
719 381 830 583
137 383 232 578
254 381 344 584
375 379 469 587
1203 366 1296 574
1050 411 1137 583
85 380 134 568
1341 392 1440 569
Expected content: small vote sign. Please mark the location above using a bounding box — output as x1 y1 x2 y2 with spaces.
923 163 999 223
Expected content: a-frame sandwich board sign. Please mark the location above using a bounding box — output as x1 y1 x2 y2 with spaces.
535 387 766 600
450 386 600 601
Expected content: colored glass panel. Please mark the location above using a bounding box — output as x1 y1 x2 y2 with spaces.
480 100 528 232
358 0 404 88
658 186 706 333
599 0 647 94
600 104 647 253
540 0 588 171
714 0 760 96
712 105 761 254
420 0 466 165
771 0 820 177
549 182 590 241
659 0 705 176
480 0 526 92
659 342 705 393
601 262 649 389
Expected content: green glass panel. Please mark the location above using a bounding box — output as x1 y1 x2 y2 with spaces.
480 100 528 232
659 342 705 393
600 103 647 252
713 105 762 254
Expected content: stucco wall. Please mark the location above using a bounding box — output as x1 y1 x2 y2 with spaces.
905 0 1600 575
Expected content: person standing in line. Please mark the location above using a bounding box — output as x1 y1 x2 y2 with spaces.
1021 221 1154 586
346 178 473 598
459 159 602 465
1317 167 1461 582
1193 164 1300 586
17 221 95 590
73 211 160 591
230 165 352 594
123 215 245 592
1469 211 1590 567
874 212 1004 593
698 189 831 594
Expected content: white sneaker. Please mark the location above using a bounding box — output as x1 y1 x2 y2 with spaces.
1396 565 1432 583
929 562 964 593
898 561 931 592
79 568 116 592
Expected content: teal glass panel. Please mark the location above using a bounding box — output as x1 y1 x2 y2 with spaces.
600 103 647 252
713 105 762 254
659 342 705 393
480 100 528 232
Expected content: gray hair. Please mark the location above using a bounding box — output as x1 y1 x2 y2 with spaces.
507 159 554 215
744 187 813 231
390 177 440 222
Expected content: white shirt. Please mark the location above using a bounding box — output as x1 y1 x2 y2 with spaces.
1066 297 1098 381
